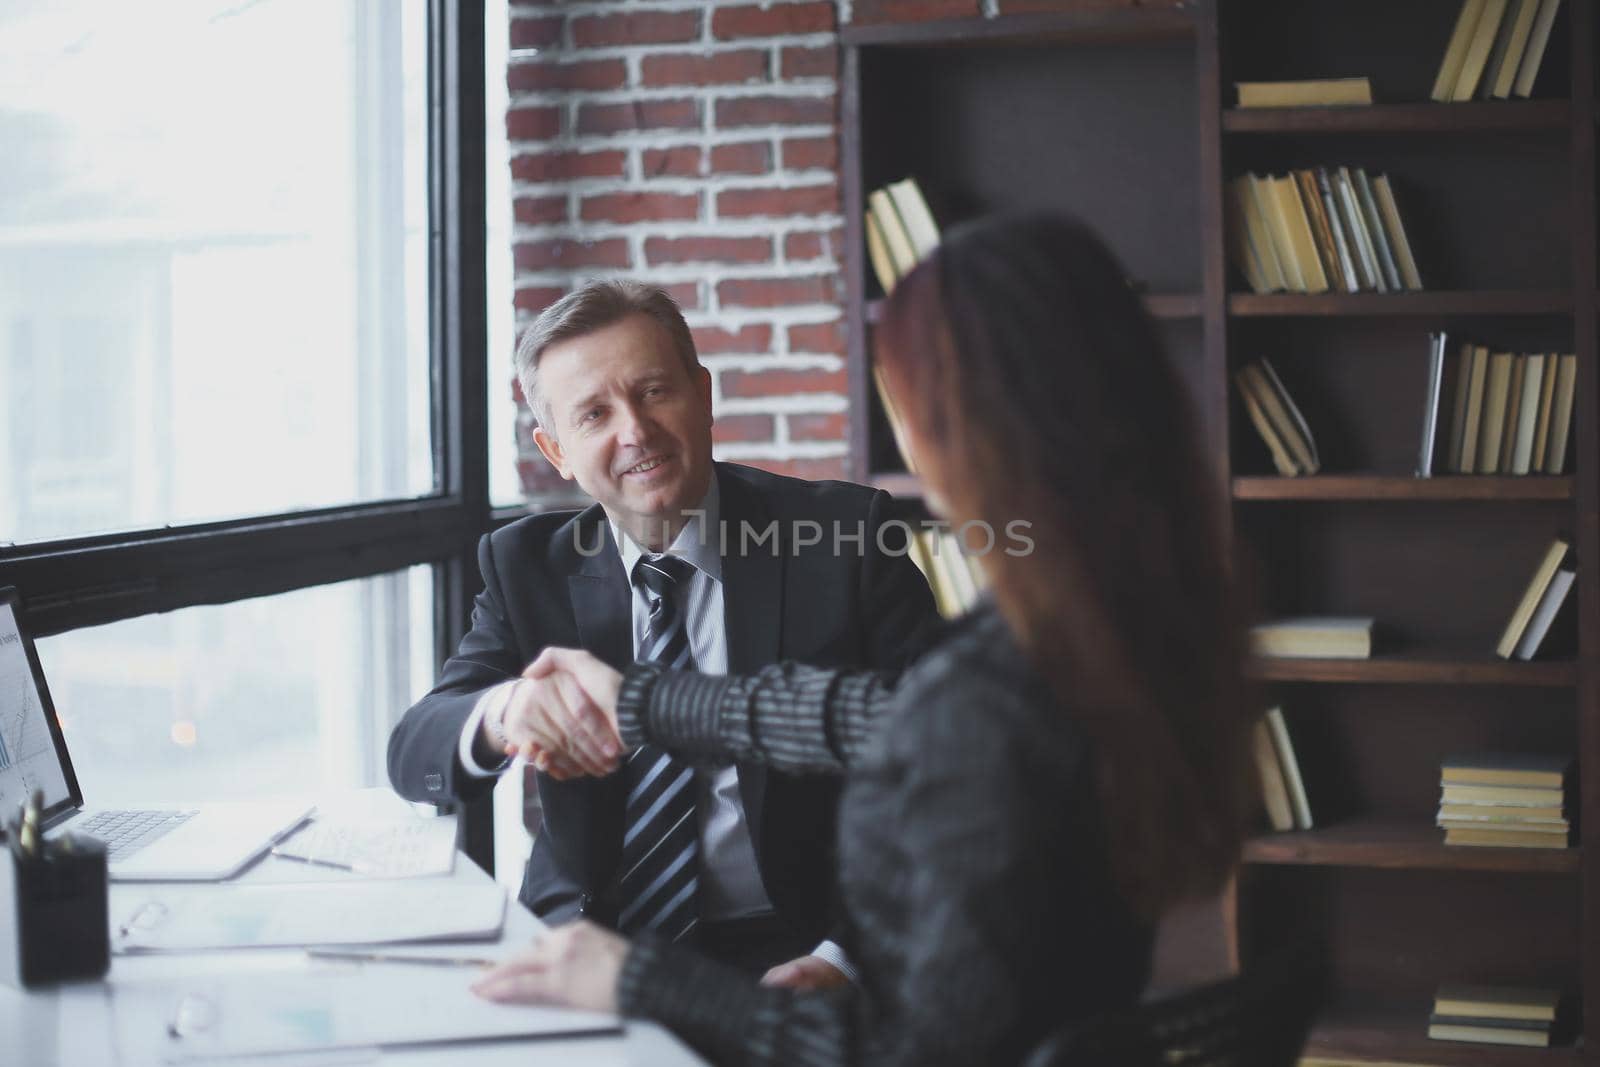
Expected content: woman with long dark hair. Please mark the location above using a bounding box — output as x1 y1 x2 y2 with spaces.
473 214 1254 1065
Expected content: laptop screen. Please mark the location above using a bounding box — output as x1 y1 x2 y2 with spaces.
0 588 82 826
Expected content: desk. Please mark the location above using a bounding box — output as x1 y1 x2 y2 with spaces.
4 790 707 1066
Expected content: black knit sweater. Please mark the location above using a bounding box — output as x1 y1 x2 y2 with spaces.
612 608 1152 1066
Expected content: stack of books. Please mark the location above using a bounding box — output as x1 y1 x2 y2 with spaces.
1429 984 1561 1047
1496 538 1575 661
1225 168 1422 295
1432 0 1562 102
1251 707 1312 832
1234 359 1320 476
1438 753 1572 849
906 529 987 620
1416 337 1577 477
1249 617 1374 660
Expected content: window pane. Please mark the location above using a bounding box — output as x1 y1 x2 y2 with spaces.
35 567 435 807
486 0 522 511
0 0 432 545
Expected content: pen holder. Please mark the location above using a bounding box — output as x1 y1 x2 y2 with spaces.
0 832 110 988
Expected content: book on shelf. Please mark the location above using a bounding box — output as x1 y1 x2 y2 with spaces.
1441 782 1565 806
1250 719 1295 832
1370 176 1423 290
1353 169 1403 293
1269 174 1330 293
1455 344 1491 472
1235 360 1319 476
1495 537 1570 658
1434 984 1560 1023
1513 0 1563 98
867 188 918 282
1264 707 1312 830
1515 565 1575 660
864 211 897 295
1544 352 1577 474
1428 1015 1553 1047
1442 753 1571 788
1434 0 1560 101
1438 803 1567 823
1249 616 1373 659
1476 351 1514 474
1235 77 1373 108
1508 352 1546 474
1295 170 1345 290
885 178 939 262
1442 826 1569 849
1435 346 1567 476
1417 332 1451 476
1485 0 1543 98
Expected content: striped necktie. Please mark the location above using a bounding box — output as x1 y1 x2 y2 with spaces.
615 553 700 941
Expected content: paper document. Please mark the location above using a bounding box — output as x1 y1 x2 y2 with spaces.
114 880 506 952
273 815 457 877
106 967 619 1062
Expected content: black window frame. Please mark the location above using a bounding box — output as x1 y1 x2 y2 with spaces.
0 0 498 868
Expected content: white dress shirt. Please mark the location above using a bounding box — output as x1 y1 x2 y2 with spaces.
457 480 853 977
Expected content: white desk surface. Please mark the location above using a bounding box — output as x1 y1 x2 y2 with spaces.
4 789 707 1067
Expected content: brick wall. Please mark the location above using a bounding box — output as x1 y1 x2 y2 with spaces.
503 0 1157 500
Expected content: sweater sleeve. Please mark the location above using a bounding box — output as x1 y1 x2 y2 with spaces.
615 660 895 774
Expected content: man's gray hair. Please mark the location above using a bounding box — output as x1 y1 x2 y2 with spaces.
515 280 700 434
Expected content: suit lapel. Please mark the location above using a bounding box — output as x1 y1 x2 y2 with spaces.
557 507 631 897
716 466 782 854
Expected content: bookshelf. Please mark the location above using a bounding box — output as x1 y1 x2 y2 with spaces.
840 0 1599 1061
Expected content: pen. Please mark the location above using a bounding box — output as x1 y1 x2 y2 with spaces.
269 848 363 873
305 948 498 967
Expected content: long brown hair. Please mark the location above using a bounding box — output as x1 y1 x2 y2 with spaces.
877 214 1252 919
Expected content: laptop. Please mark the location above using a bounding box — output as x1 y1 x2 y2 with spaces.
0 586 312 881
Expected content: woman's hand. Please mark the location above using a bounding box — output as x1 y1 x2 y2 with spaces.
472 920 630 1013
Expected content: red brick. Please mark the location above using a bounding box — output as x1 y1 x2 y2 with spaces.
507 57 626 93
748 456 850 480
515 238 631 272
788 412 849 441
645 235 773 265
721 367 848 398
514 195 568 226
641 49 767 88
506 106 561 141
642 144 703 178
849 0 981 24
780 135 837 171
510 16 563 50
784 232 822 260
712 414 777 443
779 44 838 80
510 149 626 183
710 141 772 175
713 2 834 39
718 275 836 308
717 95 835 128
691 324 774 355
571 10 701 48
578 99 701 135
787 320 845 354
717 184 838 219
514 285 568 313
662 281 702 311
581 191 701 225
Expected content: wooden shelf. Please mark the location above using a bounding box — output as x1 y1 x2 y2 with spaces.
865 293 1199 325
1223 99 1572 134
1228 291 1574 317
839 7 1193 48
1243 820 1580 874
1246 655 1578 687
1233 475 1576 501
1303 998 1581 1066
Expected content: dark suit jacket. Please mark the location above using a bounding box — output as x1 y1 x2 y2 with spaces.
387 462 940 943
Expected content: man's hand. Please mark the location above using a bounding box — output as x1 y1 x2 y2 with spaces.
526 647 623 725
489 673 619 779
760 954 851 991
472 920 629 1013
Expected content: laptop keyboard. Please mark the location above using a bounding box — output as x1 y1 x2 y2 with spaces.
78 809 199 860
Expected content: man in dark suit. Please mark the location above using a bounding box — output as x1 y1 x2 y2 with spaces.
387 280 938 987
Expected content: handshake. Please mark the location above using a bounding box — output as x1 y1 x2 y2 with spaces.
481 648 629 780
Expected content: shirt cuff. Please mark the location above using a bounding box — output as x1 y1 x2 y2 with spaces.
457 680 517 778
809 940 860 985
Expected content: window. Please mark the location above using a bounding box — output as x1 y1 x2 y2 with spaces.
37 568 434 806
0 0 432 544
